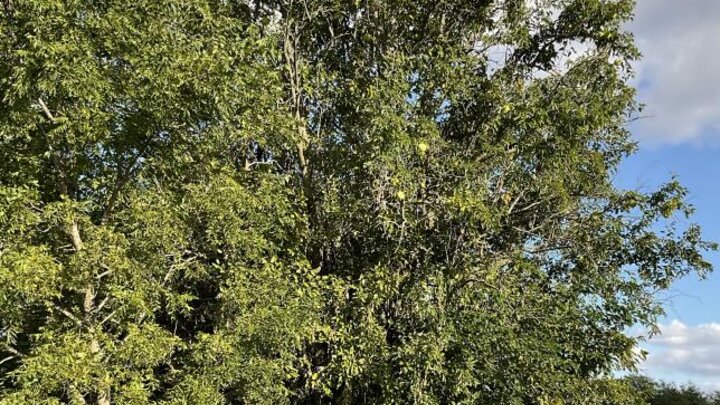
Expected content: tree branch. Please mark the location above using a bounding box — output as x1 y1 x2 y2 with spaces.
52 305 84 328
38 98 56 122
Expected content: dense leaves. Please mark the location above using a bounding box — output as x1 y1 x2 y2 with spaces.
626 376 720 405
0 0 715 404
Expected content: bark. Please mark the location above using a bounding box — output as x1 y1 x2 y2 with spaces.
40 93 111 405
69 205 109 405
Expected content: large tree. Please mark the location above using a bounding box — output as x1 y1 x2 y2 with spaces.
0 0 714 403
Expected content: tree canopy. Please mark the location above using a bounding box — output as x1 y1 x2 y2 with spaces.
627 376 720 405
0 0 715 404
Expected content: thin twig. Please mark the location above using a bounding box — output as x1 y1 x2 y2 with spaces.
100 310 117 326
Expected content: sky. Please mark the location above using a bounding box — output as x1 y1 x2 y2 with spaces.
614 0 720 391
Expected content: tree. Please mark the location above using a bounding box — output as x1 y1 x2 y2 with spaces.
625 376 720 405
0 0 714 404
651 384 708 405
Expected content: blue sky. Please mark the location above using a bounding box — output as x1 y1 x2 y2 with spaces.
617 144 720 326
615 0 720 390
618 145 720 390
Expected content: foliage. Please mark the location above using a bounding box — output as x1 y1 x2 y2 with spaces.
0 0 715 404
626 376 720 405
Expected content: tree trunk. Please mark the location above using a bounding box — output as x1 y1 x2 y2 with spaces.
70 221 110 405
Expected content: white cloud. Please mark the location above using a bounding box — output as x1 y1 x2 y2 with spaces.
652 320 720 349
628 0 720 144
639 320 720 387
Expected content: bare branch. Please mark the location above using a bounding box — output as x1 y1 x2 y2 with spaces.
52 305 84 328
1 344 22 357
37 98 56 122
95 296 112 313
99 310 117 326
